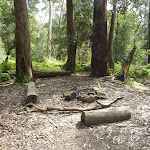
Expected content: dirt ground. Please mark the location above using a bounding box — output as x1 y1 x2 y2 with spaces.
0 75 150 150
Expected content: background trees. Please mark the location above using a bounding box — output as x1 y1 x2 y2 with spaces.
0 0 150 82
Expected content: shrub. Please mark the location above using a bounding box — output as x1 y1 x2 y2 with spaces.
0 73 11 81
76 60 91 73
32 57 63 71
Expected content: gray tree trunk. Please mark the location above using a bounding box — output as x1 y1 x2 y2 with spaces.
14 0 33 82
108 2 116 68
47 0 52 58
91 0 108 77
66 0 77 73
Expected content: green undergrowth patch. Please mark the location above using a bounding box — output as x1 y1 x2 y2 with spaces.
76 60 91 74
110 62 150 84
126 78 144 89
32 57 63 71
0 58 15 82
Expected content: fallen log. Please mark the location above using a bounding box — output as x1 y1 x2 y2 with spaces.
81 107 131 125
26 82 37 104
33 69 71 78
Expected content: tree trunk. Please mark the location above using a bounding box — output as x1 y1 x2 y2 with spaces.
91 0 108 77
47 0 52 58
148 0 150 63
14 0 33 82
108 2 116 69
58 0 64 60
66 0 77 73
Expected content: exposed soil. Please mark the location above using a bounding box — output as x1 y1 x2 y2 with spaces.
0 75 150 150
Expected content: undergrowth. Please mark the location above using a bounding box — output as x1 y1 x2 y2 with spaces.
1 58 150 84
110 62 150 84
32 57 63 71
0 57 63 82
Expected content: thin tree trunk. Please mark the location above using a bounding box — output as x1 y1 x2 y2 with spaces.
148 0 150 63
91 0 108 77
58 0 64 60
47 0 52 58
14 0 33 82
108 2 116 68
66 0 77 73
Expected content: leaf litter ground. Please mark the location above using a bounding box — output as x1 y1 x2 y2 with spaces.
0 75 150 150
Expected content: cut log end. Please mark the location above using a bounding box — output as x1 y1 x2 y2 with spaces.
26 82 37 104
26 95 37 104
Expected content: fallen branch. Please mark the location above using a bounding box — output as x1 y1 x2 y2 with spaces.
25 97 123 112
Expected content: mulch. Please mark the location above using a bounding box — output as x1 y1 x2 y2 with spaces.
0 75 150 150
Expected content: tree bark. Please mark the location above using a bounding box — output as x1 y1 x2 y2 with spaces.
91 0 108 77
108 3 116 69
14 0 33 82
81 107 131 125
66 0 77 73
47 0 52 58
26 82 37 104
148 0 150 63
58 0 64 60
33 69 71 78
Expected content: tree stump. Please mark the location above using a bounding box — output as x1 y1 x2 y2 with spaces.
81 107 131 125
26 82 37 104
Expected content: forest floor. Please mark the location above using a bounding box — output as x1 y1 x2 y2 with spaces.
0 75 150 150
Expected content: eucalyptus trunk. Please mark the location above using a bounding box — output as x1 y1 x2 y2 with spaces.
58 0 65 60
148 0 150 63
108 2 116 68
14 0 33 82
91 0 108 77
47 0 52 58
66 0 77 73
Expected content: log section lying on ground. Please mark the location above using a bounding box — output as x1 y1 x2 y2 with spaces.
81 107 131 125
26 82 37 104
33 69 71 78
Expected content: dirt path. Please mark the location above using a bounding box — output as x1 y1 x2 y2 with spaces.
0 75 150 150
